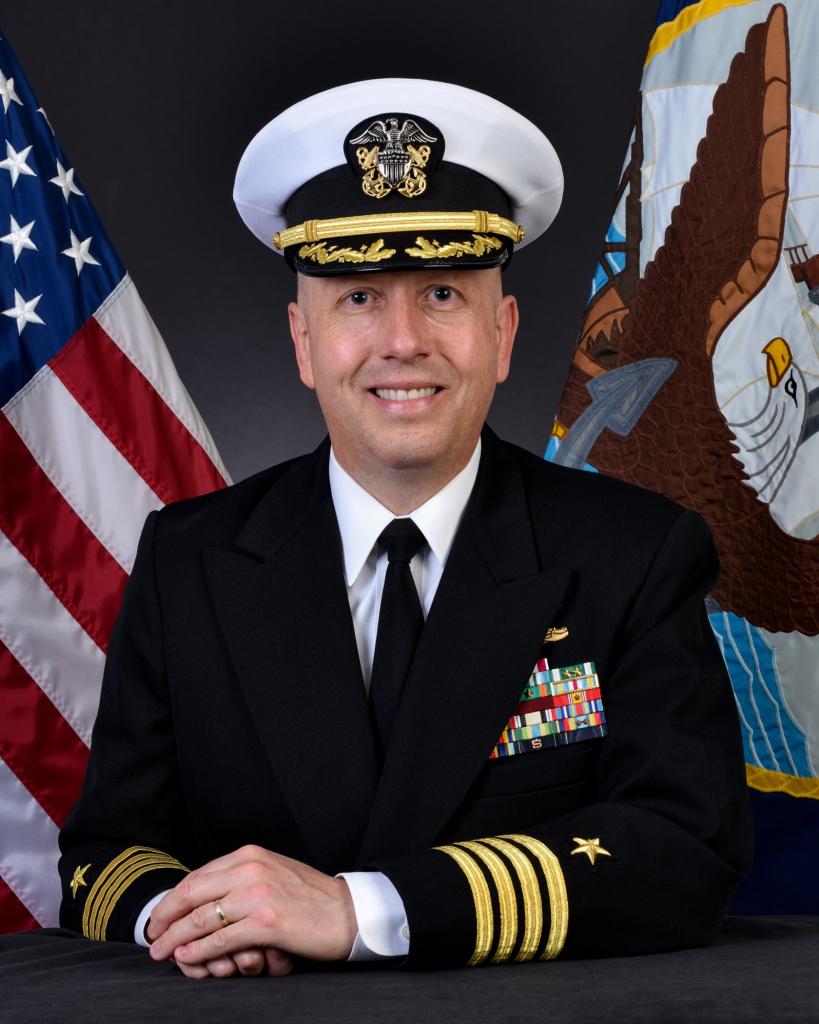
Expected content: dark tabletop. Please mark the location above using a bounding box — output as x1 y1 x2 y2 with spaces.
1 917 817 1024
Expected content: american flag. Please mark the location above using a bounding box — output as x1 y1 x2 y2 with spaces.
0 32 230 932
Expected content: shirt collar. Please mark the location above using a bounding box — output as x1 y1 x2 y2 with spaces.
329 439 482 587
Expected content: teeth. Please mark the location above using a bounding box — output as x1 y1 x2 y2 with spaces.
375 387 437 401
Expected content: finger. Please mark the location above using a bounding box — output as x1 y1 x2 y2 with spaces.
204 955 237 978
173 958 210 980
150 890 237 958
264 949 294 977
234 949 265 976
149 874 231 937
172 921 264 965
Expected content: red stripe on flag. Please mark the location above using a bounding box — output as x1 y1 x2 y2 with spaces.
51 318 226 503
0 414 127 652
0 643 88 828
0 876 39 933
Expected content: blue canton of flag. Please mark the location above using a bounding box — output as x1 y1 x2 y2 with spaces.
0 48 123 404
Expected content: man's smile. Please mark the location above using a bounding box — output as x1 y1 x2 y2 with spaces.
372 386 441 401
369 385 445 409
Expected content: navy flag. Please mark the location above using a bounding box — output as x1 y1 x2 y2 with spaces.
547 0 819 912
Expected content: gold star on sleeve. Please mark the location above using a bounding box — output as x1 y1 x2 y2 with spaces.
70 863 91 899
570 837 612 866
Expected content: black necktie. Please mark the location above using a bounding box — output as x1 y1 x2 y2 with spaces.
369 518 426 756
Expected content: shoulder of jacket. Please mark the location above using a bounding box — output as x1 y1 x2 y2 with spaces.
151 448 316 544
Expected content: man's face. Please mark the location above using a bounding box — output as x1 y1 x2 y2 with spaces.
288 268 519 489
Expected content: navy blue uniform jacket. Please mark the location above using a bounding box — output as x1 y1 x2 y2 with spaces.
59 428 753 967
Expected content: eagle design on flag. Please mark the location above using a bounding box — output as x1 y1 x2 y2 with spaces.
553 4 819 636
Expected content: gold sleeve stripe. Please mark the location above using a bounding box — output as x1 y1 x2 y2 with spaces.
500 834 569 960
98 857 187 940
89 853 187 941
434 844 494 966
82 846 187 940
456 841 518 964
83 846 147 939
92 854 186 941
85 849 185 941
478 837 543 962
89 854 172 941
274 210 524 250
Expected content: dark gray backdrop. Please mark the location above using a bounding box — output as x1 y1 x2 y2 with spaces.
4 2 658 481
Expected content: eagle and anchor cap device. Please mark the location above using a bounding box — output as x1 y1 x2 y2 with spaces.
233 78 563 275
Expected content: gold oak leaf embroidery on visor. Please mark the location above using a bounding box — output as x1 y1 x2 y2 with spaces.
297 239 397 265
405 234 503 260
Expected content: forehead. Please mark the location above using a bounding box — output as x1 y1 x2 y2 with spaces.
296 267 502 299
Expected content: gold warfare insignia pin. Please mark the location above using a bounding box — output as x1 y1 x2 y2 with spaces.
347 113 442 200
70 863 91 899
543 626 569 643
570 837 612 866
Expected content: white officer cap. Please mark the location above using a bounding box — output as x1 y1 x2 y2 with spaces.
234 78 563 275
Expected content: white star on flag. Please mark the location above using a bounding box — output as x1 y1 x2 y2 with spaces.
61 230 100 275
49 160 83 201
0 68 23 113
37 106 54 133
2 289 45 335
0 140 37 187
0 215 37 262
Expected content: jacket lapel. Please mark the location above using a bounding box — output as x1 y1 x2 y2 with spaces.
358 431 571 863
203 441 379 873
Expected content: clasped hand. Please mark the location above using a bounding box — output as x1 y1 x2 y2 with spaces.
146 845 357 978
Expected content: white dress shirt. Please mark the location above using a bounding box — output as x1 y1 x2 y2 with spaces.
331 440 481 958
136 439 481 961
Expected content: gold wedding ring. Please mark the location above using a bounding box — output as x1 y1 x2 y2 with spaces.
214 900 228 926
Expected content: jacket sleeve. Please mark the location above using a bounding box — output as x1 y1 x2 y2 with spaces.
58 511 191 943
369 509 754 968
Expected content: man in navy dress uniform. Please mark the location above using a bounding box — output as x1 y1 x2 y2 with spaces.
58 78 753 978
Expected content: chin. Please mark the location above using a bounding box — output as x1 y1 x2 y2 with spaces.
370 435 446 472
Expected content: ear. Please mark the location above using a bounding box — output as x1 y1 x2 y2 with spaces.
495 293 519 384
288 299 315 390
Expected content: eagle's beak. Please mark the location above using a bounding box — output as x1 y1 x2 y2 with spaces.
763 337 793 388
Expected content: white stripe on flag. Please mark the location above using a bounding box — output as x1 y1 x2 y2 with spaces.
4 366 164 574
0 533 104 746
96 276 232 483
0 757 61 926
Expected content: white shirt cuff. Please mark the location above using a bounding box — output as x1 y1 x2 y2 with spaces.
337 871 410 960
134 890 170 947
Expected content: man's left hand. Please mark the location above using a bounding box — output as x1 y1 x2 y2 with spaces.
146 845 357 969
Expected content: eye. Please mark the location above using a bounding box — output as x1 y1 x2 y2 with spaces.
347 291 370 306
431 286 454 302
784 372 798 405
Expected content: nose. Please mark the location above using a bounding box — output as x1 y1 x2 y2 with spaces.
375 291 431 361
